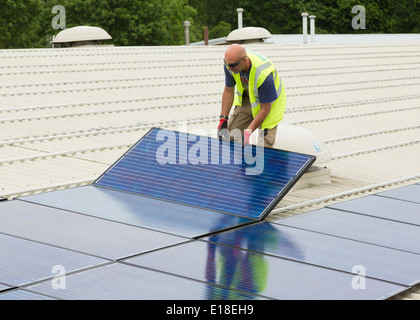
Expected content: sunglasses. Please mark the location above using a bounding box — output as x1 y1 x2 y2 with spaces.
224 56 246 68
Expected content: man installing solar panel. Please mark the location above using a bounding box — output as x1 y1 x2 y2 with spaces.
217 44 286 147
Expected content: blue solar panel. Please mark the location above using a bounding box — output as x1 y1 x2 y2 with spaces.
125 240 405 300
0 289 57 300
26 262 267 300
94 128 315 220
376 184 420 204
329 194 420 226
0 284 10 292
0 200 187 260
0 233 106 287
203 222 420 286
20 186 253 239
277 208 420 254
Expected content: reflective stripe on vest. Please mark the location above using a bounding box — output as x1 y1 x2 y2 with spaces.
229 51 286 129
251 64 283 109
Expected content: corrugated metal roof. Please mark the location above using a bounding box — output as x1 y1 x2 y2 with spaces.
0 38 419 299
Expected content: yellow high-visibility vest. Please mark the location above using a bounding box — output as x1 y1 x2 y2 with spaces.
230 50 286 129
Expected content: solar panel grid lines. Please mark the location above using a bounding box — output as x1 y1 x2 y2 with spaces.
375 183 420 205
24 262 266 300
277 207 420 256
0 232 108 287
18 185 255 239
328 193 420 227
0 127 317 300
121 241 276 300
0 289 57 300
0 200 188 260
0 284 11 292
123 239 405 300
203 221 420 287
96 158 300 203
94 127 315 220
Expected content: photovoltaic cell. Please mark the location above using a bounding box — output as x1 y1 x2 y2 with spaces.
94 128 315 220
0 200 187 260
0 284 10 292
124 240 405 300
20 186 253 239
0 233 106 287
277 208 420 254
26 262 266 300
329 194 420 226
202 222 420 286
376 184 420 204
0 289 56 300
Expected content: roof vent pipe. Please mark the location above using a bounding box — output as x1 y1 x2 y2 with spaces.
301 12 308 44
204 27 209 45
237 8 244 29
309 15 316 43
183 21 190 46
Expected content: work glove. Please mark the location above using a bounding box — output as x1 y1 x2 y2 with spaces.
217 117 229 141
243 129 251 146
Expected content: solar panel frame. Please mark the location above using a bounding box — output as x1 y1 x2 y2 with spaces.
94 127 315 221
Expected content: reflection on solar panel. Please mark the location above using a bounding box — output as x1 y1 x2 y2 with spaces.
2 178 419 299
124 240 404 299
94 128 315 220
20 186 253 239
26 262 267 300
203 222 420 286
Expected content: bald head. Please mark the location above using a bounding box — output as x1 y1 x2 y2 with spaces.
224 44 249 73
225 44 246 61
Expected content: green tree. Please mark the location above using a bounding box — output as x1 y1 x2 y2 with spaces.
389 0 420 33
188 0 420 37
0 0 44 48
2 0 420 48
38 0 197 47
160 0 197 45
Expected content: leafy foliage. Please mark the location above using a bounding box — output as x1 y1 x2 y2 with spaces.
0 0 418 48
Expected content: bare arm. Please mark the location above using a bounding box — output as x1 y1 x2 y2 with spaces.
247 102 272 132
221 86 235 117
